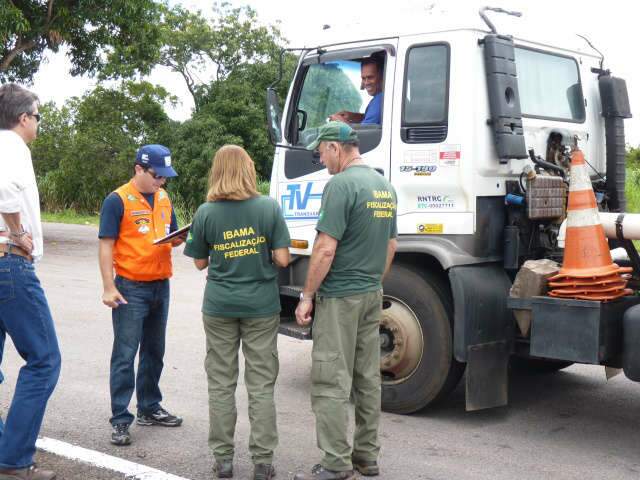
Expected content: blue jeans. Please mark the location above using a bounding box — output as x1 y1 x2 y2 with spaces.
0 254 61 469
110 276 170 425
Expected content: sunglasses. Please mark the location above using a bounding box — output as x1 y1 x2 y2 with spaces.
144 168 167 180
25 112 41 123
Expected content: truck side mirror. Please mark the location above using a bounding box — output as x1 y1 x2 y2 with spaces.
266 88 283 145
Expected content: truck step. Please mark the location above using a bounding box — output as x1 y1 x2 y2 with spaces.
279 318 312 340
280 285 303 298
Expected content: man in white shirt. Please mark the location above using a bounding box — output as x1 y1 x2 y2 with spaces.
0 84 60 480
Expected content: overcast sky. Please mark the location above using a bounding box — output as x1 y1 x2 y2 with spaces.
32 0 640 144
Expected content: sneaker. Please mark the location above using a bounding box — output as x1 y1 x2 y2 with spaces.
136 407 183 427
110 423 131 446
293 464 355 480
253 463 276 480
352 457 379 476
213 460 233 479
0 464 56 479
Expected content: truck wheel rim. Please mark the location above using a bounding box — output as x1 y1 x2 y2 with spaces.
380 295 424 385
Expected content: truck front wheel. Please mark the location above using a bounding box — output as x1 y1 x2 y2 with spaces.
380 264 464 414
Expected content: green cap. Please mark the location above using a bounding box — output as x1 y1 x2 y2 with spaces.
306 121 358 150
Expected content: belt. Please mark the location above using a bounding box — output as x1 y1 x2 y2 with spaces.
0 243 33 262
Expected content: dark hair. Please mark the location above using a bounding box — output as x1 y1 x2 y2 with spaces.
361 57 383 75
0 83 39 130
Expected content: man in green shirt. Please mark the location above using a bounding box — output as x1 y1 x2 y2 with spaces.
294 122 397 480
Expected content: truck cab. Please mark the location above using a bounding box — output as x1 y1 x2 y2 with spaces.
266 7 635 413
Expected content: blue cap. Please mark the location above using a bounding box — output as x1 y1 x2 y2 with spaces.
135 144 178 178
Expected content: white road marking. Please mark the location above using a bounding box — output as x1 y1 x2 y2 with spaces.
36 437 191 480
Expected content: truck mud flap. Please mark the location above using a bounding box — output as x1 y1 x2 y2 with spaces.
466 340 509 411
623 304 640 381
449 263 513 410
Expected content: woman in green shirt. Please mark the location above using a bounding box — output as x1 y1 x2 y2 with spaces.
184 145 290 480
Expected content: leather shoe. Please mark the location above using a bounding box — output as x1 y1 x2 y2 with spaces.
213 459 233 479
352 457 379 476
0 465 56 480
253 463 275 480
293 464 355 480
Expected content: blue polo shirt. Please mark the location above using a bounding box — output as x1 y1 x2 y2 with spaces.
99 192 178 239
361 92 383 125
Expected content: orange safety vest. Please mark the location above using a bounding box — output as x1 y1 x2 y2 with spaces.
112 181 173 281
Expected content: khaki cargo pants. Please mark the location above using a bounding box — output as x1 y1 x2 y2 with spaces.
311 290 382 471
203 313 280 465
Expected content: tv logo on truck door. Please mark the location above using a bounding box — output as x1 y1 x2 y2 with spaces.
281 182 324 219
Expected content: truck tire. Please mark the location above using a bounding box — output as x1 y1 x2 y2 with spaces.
510 357 573 374
380 263 465 414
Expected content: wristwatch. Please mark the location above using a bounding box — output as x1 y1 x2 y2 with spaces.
9 229 27 239
299 291 314 302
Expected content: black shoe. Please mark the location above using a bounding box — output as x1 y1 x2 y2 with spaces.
352 457 379 476
110 423 131 446
293 464 355 480
136 407 183 427
213 460 233 479
253 463 276 480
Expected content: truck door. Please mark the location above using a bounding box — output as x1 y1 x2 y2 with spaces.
275 41 398 250
391 37 473 236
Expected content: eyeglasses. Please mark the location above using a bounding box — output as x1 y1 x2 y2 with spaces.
144 168 166 180
25 112 41 123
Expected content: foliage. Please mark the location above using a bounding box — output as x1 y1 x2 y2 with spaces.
159 3 286 110
33 81 177 213
627 146 640 170
0 0 164 82
21 4 294 219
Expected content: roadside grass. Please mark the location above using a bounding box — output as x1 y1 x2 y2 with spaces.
42 209 99 226
626 167 640 213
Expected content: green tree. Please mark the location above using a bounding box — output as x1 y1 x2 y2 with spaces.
30 101 74 177
159 3 286 110
34 81 177 212
0 0 164 82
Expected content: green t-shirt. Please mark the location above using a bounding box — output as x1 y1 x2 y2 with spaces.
184 195 291 317
316 165 397 297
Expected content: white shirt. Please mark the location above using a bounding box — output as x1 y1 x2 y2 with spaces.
0 129 43 261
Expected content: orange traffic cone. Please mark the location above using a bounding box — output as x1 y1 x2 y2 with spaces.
548 147 631 301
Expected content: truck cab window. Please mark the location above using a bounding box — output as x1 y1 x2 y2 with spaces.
402 43 449 143
292 57 385 152
515 47 585 122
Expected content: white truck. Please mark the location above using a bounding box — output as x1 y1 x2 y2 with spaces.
265 7 640 412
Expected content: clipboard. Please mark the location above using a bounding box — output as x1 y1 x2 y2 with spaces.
153 223 191 245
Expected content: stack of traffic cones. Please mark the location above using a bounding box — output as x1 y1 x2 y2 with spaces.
548 147 632 301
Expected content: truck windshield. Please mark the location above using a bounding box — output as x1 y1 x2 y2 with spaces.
297 60 368 138
515 47 585 122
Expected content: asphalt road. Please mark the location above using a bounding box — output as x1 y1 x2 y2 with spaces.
1 223 640 480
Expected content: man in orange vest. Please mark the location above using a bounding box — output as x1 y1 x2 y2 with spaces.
98 144 185 446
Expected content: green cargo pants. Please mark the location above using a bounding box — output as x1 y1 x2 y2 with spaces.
202 313 280 465
311 290 382 471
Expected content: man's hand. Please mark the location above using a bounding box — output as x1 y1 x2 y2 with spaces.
170 232 188 247
102 287 127 309
295 299 314 326
329 111 350 122
11 231 34 254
